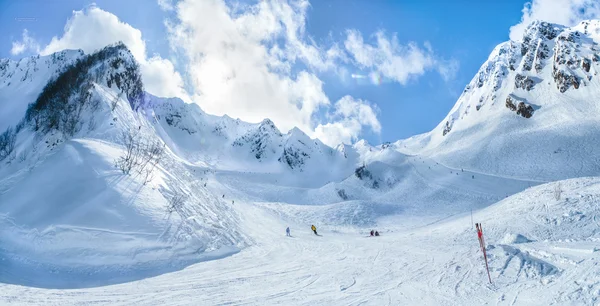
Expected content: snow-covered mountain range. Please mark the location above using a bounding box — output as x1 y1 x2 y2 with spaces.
398 20 600 181
1 20 600 304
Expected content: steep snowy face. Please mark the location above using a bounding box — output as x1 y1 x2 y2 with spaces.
232 119 283 161
438 20 599 138
0 50 84 132
403 20 600 181
151 94 354 175
21 42 144 138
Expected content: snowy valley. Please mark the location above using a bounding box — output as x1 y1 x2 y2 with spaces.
1 20 600 305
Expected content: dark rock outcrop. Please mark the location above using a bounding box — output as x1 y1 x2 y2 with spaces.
515 74 536 91
505 96 517 111
442 121 452 136
553 69 580 92
582 58 591 72
506 95 536 118
517 102 535 118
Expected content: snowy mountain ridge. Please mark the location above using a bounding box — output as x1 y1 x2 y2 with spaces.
0 42 356 176
397 19 600 181
0 49 84 133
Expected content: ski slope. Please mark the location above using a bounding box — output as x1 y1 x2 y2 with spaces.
1 177 599 305
2 20 600 305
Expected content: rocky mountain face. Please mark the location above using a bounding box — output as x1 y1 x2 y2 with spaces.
399 19 600 181
440 20 600 137
24 42 143 136
0 49 85 133
0 43 356 175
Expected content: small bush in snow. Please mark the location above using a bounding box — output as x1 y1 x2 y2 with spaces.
87 117 97 131
166 192 188 216
115 128 165 184
18 149 28 162
554 182 562 201
0 126 17 161
337 188 349 200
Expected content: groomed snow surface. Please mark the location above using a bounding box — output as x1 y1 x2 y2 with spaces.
2 154 600 304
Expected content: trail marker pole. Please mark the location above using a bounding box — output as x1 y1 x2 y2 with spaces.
479 223 492 284
470 208 473 228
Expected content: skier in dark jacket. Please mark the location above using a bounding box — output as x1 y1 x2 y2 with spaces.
370 230 374 236
375 231 380 236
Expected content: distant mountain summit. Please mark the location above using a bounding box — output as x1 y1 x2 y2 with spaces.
398 20 600 181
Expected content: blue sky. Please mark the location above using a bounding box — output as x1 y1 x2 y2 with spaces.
1 0 597 146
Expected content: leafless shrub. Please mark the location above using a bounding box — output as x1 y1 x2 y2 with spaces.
115 128 165 184
18 149 28 162
167 192 188 216
111 94 120 111
554 182 562 201
87 116 97 131
0 126 16 161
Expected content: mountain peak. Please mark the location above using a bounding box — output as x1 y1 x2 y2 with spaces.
521 20 564 42
407 19 600 181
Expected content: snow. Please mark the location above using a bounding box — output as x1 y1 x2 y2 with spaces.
1 177 600 304
1 20 600 305
398 20 600 181
0 50 84 132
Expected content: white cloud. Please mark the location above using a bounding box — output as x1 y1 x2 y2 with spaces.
166 0 380 143
10 29 40 55
509 0 600 41
39 5 188 101
18 1 388 146
158 0 174 11
437 59 460 82
41 5 146 60
314 96 381 146
344 29 455 84
141 56 188 100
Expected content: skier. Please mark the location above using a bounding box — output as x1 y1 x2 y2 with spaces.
375 231 380 236
370 230 374 236
286 226 291 237
311 224 318 235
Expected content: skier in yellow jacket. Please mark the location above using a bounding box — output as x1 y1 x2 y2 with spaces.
311 224 318 235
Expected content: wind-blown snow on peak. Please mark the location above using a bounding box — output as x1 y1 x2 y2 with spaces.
399 19 600 181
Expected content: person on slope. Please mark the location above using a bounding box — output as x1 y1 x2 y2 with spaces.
311 225 318 235
370 230 374 236
375 231 380 236
286 226 291 237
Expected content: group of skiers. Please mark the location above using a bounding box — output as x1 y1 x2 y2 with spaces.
285 225 318 236
285 225 380 237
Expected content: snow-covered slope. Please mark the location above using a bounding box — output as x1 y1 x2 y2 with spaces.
0 42 358 288
2 20 600 304
399 20 600 181
0 44 251 288
2 177 599 304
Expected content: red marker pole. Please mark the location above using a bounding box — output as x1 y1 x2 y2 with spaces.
479 224 492 284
